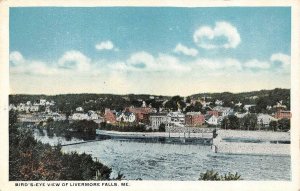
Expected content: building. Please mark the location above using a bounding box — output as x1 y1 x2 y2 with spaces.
273 101 291 119
206 110 219 117
205 115 218 126
87 110 99 120
167 112 185 125
215 99 224 106
235 112 248 119
71 110 99 121
243 104 255 111
149 113 168 129
213 106 233 117
71 113 89 120
275 110 291 119
127 106 155 123
76 107 84 112
116 112 136 123
104 108 116 124
185 112 205 126
257 114 277 127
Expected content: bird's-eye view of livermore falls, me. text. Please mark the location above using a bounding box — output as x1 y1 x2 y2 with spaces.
8 6 292 181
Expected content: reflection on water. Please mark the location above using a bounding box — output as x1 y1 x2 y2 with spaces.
34 132 291 181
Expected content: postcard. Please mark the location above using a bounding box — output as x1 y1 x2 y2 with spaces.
0 0 299 191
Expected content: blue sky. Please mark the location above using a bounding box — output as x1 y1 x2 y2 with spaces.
9 7 291 96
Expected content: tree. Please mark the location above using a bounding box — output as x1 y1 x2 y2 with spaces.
243 114 257 130
221 116 239 130
228 115 239 130
278 118 290 132
199 170 242 181
158 123 166 132
269 120 278 131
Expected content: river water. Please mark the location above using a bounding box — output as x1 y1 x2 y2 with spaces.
34 131 291 181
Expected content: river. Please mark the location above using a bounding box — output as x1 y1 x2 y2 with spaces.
34 130 291 181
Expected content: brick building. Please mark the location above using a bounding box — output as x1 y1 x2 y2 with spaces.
104 108 116 124
275 110 291 119
185 112 205 126
206 110 219 117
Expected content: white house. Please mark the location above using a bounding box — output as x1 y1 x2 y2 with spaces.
205 115 218 126
235 112 248 119
215 99 224 106
76 107 84 112
71 113 89 120
9 104 17 111
213 106 233 117
167 112 185 124
257 114 278 127
149 113 168 129
87 110 99 120
30 105 39 112
244 104 255 111
116 112 136 123
235 101 242 107
39 99 47 105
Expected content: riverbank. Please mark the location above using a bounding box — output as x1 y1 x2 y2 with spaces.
212 130 290 156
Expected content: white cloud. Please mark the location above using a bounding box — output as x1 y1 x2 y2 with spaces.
173 43 198 56
270 53 290 67
113 51 191 72
58 50 91 72
191 58 242 71
244 59 271 69
95 40 118 51
242 53 290 71
9 51 25 65
9 52 58 75
193 21 241 49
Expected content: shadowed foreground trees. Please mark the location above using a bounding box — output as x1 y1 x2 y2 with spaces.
9 111 111 181
199 170 242 181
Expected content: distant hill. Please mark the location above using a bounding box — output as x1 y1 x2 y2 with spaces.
189 88 290 112
9 88 290 113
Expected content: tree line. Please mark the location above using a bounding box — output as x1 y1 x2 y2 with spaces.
9 88 290 115
9 111 112 180
220 114 290 131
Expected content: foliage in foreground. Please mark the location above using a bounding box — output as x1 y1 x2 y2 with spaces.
9 111 112 181
199 170 242 181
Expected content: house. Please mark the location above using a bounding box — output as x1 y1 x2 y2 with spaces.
167 111 185 125
39 99 47 105
205 115 218 126
274 110 291 119
215 99 224 106
76 107 84 112
257 114 277 127
104 108 116 124
206 110 219 117
185 112 205 126
71 113 89 120
212 106 233 117
235 112 248 119
30 105 39 112
127 106 155 123
116 112 136 123
50 113 66 121
9 104 16 111
149 113 168 129
243 104 255 111
87 110 99 120
235 101 242 107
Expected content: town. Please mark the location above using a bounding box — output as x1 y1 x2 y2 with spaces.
10 88 291 133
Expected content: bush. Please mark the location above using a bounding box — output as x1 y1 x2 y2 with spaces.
199 170 242 181
158 123 166 132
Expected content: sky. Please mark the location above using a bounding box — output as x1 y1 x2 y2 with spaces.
9 7 291 96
